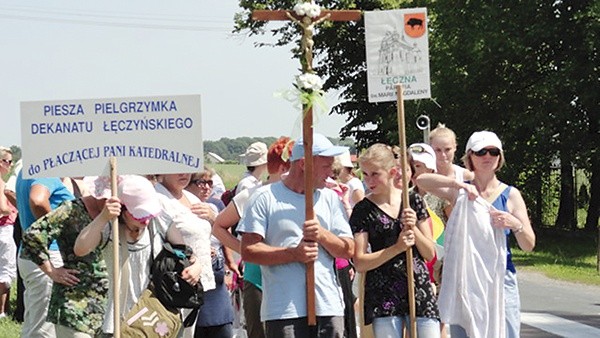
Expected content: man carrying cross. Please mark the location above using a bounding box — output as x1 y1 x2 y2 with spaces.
241 2 360 337
251 0 361 327
238 134 354 338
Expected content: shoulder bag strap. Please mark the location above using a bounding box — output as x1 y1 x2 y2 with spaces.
149 222 155 261
118 226 130 319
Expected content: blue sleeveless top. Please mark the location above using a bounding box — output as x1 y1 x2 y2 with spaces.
491 185 516 273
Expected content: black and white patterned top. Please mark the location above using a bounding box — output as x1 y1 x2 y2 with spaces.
350 191 439 325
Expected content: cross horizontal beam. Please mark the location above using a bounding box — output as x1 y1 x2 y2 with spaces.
252 10 362 22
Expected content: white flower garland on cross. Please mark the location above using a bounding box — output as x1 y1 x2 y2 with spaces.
296 73 323 92
284 1 329 116
293 1 321 18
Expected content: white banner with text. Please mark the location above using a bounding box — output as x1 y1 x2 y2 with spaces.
21 94 203 178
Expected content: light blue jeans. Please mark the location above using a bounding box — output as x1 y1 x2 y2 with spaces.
504 270 521 338
450 270 521 338
372 315 440 338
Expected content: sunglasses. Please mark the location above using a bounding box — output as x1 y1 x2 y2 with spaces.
473 148 501 157
192 179 213 187
408 145 427 154
1 159 12 165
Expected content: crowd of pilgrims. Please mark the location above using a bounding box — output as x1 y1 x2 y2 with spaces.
0 124 535 338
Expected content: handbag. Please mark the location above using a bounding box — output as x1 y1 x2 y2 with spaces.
121 287 182 338
151 242 204 327
152 242 204 310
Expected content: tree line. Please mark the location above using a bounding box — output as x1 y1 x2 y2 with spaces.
235 0 598 230
204 136 357 162
4 137 356 170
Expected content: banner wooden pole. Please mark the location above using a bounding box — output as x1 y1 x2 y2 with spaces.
396 85 417 337
110 157 120 338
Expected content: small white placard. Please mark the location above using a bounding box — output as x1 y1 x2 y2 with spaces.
365 8 431 103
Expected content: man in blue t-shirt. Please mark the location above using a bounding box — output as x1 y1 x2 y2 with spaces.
238 134 355 338
16 172 74 338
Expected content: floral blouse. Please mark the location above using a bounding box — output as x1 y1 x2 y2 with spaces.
350 192 439 325
20 199 108 335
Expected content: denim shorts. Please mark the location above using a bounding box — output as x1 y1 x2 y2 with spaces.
372 315 440 338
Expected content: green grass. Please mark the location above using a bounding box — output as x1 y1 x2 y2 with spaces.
0 283 21 338
209 163 246 189
511 227 600 286
0 318 20 338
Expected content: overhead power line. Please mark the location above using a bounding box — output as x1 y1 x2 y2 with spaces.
0 5 236 32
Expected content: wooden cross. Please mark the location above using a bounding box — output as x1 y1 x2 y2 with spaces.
252 2 361 327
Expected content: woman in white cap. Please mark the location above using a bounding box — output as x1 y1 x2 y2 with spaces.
408 143 448 338
408 143 438 192
417 131 535 338
407 142 446 246
408 142 445 250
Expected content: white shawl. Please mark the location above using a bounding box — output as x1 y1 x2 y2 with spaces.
438 190 507 338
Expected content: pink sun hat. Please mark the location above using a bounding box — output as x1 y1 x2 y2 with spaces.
85 174 161 220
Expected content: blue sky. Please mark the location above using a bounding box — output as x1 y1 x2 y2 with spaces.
0 0 348 147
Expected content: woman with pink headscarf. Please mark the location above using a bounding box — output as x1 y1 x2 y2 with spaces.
74 175 209 336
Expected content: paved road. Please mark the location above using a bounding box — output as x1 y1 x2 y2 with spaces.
519 270 600 337
352 270 600 337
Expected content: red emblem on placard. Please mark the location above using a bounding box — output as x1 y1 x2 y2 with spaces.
404 12 426 38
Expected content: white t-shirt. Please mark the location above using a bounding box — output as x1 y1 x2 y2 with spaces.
5 172 16 192
235 172 262 195
211 173 226 199
346 176 365 207
453 164 467 183
4 161 21 192
232 184 260 219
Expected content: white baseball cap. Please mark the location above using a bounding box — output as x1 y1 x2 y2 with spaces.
408 143 437 172
290 133 348 161
465 131 503 152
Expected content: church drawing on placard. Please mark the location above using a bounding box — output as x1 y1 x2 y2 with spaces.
377 30 424 76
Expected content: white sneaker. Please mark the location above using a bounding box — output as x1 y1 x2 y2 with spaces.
0 313 6 319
